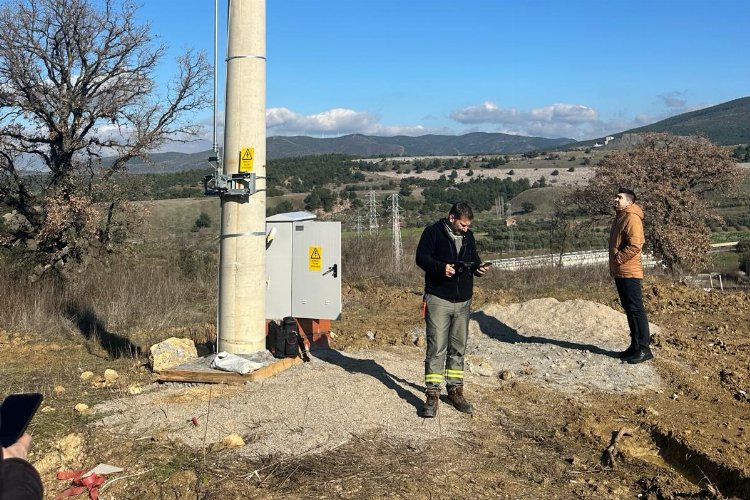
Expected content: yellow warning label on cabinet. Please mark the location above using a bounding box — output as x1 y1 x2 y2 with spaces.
309 246 322 271
239 147 254 172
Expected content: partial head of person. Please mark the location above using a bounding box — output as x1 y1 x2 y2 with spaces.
447 202 474 234
615 187 636 211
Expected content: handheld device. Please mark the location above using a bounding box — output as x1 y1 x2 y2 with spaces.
452 261 492 274
0 393 43 447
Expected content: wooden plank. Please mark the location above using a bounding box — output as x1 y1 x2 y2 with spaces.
155 356 302 384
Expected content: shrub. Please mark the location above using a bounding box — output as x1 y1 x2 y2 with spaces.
737 238 750 254
521 202 536 213
268 200 293 216
194 212 212 229
739 252 750 274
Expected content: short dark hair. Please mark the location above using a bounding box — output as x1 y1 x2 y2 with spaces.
449 201 474 220
617 187 636 202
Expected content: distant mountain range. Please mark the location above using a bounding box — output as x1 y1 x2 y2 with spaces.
122 132 576 173
116 95 750 173
267 132 575 159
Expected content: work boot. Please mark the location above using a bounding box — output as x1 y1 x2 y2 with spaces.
422 388 440 418
624 346 653 364
447 385 473 414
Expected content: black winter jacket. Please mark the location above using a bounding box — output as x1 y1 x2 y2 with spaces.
0 449 43 500
0 413 43 500
416 219 482 302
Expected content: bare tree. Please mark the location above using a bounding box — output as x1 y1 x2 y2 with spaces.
0 0 211 276
579 133 742 272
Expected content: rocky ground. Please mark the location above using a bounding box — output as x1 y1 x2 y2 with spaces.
2 276 749 499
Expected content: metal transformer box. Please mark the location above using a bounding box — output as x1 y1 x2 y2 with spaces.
266 211 341 320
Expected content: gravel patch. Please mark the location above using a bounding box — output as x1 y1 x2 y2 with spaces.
94 347 463 458
94 298 662 457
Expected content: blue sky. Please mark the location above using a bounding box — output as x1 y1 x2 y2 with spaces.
138 0 749 151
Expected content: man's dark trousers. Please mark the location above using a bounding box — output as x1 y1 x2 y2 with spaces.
614 277 650 348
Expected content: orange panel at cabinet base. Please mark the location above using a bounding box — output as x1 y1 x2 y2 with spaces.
266 318 332 351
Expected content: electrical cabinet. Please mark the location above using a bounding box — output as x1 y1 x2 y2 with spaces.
266 211 341 320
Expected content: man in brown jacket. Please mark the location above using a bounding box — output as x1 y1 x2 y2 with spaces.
609 187 652 364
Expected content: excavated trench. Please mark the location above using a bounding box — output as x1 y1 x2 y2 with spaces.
650 426 750 499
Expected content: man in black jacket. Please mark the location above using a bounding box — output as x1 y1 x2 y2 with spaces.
416 202 489 418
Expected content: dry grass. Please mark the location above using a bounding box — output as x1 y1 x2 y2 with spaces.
0 245 217 350
484 262 614 301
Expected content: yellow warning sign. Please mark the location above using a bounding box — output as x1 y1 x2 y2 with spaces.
239 147 254 172
309 246 322 271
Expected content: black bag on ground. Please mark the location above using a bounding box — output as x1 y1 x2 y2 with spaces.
267 320 285 358
268 317 301 358
281 317 300 357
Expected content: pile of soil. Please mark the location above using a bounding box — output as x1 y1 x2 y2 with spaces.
467 298 661 394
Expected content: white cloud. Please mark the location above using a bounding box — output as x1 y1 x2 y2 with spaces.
529 103 599 124
658 91 688 109
448 99 714 140
265 107 430 137
450 101 600 138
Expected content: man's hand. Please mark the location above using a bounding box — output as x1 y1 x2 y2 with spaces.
475 263 490 276
2 432 32 461
445 263 455 277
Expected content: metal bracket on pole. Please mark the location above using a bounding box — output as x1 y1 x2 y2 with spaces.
203 154 257 197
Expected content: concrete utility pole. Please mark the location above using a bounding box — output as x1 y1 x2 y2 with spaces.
218 0 266 354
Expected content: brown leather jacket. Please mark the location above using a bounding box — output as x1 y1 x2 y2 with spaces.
609 203 645 278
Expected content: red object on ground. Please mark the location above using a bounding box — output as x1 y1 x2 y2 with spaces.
56 470 106 500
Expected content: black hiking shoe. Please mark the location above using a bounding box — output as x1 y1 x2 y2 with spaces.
422 389 440 418
447 386 473 414
624 346 653 364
